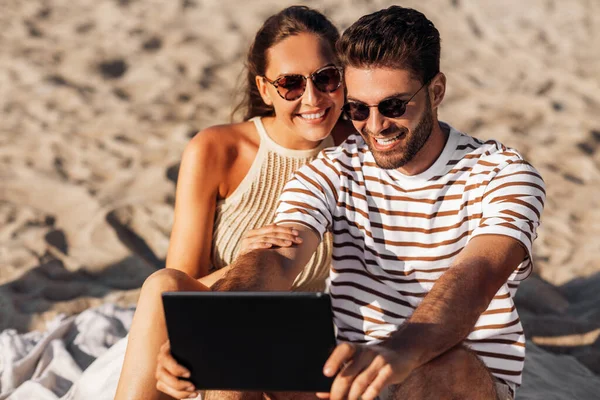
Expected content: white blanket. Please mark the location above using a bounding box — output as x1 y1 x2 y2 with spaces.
1 304 599 400
0 304 133 400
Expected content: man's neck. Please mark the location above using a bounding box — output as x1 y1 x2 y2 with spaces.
396 121 449 176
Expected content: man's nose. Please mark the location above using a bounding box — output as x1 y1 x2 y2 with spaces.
366 107 389 135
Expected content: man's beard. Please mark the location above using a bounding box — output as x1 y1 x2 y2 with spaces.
363 97 434 170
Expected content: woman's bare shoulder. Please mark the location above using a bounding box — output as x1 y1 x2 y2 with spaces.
185 120 258 162
191 120 256 146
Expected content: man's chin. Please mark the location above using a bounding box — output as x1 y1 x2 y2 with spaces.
372 153 408 170
367 143 408 170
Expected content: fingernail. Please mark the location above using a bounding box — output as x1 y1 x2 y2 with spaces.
187 393 198 399
183 371 191 378
187 384 195 391
292 229 299 235
296 237 303 243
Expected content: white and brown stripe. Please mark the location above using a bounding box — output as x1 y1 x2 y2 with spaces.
274 122 545 386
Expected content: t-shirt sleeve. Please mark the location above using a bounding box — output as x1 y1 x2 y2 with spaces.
472 159 546 281
273 155 339 241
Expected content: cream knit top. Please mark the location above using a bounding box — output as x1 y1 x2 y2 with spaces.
210 116 334 291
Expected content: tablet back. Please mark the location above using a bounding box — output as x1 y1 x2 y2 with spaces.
162 291 336 392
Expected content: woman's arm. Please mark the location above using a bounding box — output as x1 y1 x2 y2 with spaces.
165 128 226 278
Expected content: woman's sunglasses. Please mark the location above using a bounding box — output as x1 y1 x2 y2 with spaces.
262 65 343 101
341 80 430 121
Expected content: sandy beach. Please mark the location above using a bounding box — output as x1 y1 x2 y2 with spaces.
1 0 599 398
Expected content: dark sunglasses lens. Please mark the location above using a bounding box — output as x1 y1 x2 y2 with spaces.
343 103 370 121
379 98 407 118
276 75 306 100
313 68 341 92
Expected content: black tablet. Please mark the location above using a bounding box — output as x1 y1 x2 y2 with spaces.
162 291 337 392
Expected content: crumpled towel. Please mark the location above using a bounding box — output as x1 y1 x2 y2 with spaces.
0 303 134 400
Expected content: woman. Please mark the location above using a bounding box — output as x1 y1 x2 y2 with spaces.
114 6 349 400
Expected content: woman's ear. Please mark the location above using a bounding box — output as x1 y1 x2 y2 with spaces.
255 76 273 106
429 72 446 109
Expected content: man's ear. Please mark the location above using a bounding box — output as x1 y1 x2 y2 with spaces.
255 76 273 106
429 72 446 109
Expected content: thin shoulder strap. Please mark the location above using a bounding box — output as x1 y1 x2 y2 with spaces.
250 116 268 141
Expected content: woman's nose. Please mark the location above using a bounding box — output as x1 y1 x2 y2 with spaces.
301 78 321 106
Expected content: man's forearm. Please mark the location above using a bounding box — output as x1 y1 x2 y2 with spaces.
211 249 293 291
385 259 499 369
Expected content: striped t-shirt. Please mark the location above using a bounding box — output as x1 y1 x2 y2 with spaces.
273 122 545 387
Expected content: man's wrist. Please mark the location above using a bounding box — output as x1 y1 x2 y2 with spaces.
381 326 426 372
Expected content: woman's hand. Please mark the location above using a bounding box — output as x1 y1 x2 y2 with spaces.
239 224 303 256
155 340 199 399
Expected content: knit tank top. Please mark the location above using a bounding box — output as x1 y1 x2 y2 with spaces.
210 116 334 291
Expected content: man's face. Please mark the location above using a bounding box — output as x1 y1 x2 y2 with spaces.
344 67 434 170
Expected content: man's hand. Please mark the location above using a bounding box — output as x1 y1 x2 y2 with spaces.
316 342 416 400
155 340 199 399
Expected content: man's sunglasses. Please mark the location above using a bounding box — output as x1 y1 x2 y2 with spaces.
341 80 430 121
262 65 343 101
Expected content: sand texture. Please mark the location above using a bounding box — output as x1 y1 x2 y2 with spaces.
1 0 599 397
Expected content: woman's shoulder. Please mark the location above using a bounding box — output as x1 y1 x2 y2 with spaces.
191 120 257 147
185 120 258 158
180 120 260 180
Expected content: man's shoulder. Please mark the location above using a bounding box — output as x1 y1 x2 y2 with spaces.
288 134 367 185
476 140 534 173
318 133 367 165
440 123 543 187
446 124 532 171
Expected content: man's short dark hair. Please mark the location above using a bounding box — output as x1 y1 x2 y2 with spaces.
337 6 441 84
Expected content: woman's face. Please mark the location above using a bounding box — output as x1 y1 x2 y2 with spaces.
257 32 344 148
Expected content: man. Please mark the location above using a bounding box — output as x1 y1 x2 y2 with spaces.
158 6 545 400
